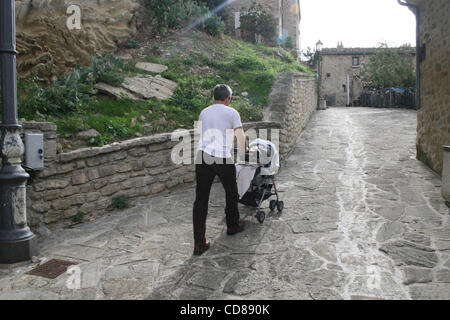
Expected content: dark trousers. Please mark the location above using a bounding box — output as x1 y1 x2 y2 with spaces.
193 151 240 244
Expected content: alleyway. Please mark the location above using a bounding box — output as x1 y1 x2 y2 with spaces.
0 107 449 300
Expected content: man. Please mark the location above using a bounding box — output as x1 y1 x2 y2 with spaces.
192 84 247 256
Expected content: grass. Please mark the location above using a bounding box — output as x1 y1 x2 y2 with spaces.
16 32 311 150
146 36 310 123
112 195 128 209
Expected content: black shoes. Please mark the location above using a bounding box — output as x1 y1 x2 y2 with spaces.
194 220 246 256
193 242 210 256
227 219 246 235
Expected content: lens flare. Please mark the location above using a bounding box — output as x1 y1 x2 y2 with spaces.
183 0 238 33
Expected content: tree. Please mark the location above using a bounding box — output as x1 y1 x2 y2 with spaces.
301 46 317 67
240 2 277 45
361 43 416 89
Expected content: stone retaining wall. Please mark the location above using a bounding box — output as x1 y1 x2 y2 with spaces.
263 72 317 158
22 121 280 231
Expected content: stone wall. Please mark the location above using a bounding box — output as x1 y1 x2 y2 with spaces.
15 0 141 78
263 72 317 157
410 0 450 175
22 121 280 231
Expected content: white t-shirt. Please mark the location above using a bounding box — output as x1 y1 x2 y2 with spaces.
198 104 243 159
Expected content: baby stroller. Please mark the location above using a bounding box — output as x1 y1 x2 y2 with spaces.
236 139 284 224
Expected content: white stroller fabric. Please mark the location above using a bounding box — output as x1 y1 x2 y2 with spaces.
236 165 258 199
249 138 280 176
235 138 280 199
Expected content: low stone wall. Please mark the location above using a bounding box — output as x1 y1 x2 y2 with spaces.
22 121 280 231
263 72 317 158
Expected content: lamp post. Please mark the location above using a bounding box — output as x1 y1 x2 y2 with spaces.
316 40 323 109
0 0 37 263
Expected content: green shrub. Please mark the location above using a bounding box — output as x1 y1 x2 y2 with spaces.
112 195 128 209
92 54 135 86
72 211 85 223
17 54 137 119
89 134 109 147
53 115 86 137
18 69 95 118
278 48 297 64
199 14 225 37
168 84 207 113
124 39 141 49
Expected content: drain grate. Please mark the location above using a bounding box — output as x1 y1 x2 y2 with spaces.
26 259 78 279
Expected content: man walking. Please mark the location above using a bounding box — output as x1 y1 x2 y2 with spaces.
193 84 247 256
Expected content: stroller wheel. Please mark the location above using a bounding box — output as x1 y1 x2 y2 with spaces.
256 210 265 224
269 200 277 211
277 201 284 213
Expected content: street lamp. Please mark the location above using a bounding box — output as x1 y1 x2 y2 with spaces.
316 40 323 109
0 0 37 263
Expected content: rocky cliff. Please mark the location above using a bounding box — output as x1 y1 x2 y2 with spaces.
15 0 141 78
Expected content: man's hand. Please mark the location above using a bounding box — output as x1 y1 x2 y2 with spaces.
234 127 247 155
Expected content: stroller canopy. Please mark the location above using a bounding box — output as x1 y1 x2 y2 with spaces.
248 138 280 176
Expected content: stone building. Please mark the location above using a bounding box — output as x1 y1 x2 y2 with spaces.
319 46 416 107
225 0 301 51
401 0 449 175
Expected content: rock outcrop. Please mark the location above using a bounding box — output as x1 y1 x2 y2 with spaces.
122 75 178 100
15 0 141 78
94 71 178 101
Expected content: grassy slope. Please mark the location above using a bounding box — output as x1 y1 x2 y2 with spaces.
19 31 311 150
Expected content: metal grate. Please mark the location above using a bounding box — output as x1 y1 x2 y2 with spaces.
26 259 78 279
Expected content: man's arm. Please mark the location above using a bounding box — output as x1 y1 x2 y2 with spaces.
234 126 247 155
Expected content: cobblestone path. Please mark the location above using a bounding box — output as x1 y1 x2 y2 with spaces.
1 107 449 299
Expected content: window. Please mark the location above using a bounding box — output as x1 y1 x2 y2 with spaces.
352 56 360 67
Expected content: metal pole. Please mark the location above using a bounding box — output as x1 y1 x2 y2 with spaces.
0 0 37 264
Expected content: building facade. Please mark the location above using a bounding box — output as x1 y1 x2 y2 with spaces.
226 0 301 51
403 0 449 175
319 47 416 107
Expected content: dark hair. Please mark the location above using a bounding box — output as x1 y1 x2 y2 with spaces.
214 84 232 101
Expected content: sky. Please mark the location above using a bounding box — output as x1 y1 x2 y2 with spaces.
300 0 417 51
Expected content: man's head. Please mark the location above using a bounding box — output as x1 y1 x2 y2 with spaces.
214 84 232 106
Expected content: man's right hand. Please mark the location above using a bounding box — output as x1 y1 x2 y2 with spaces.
234 127 247 155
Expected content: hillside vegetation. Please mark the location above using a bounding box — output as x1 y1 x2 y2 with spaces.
17 29 310 151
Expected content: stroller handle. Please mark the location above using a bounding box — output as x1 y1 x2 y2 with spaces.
234 147 271 167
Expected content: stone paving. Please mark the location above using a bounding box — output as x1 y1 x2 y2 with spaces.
1 107 449 300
